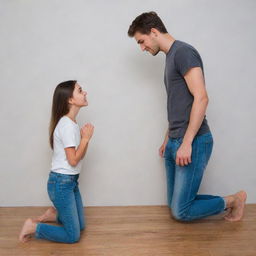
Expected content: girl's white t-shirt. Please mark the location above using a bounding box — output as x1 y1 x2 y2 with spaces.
51 116 82 175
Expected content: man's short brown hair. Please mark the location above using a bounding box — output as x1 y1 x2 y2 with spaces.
128 11 168 37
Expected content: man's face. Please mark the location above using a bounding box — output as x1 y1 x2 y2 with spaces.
134 31 160 56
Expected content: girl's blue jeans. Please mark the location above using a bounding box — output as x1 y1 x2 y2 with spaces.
164 132 226 221
35 171 85 243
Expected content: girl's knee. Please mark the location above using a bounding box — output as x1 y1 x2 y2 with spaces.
80 218 86 231
171 203 191 222
80 223 86 231
172 210 190 222
67 231 80 243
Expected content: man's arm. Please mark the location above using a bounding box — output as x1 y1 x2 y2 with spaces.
176 66 209 166
159 129 169 157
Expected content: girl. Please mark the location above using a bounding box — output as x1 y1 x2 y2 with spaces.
19 80 94 243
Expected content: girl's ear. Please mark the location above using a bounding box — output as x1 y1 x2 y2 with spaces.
68 97 73 105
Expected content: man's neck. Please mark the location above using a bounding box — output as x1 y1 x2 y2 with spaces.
159 34 176 54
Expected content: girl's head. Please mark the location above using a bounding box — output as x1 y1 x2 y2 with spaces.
49 80 88 149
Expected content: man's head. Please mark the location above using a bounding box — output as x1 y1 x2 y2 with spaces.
128 12 168 56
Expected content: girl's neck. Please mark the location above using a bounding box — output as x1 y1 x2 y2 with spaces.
66 106 80 123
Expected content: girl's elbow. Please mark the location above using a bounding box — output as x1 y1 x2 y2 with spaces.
68 159 78 167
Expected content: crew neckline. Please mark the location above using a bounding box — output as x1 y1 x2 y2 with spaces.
166 40 178 56
63 115 78 125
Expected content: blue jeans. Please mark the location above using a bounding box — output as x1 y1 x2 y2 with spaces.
164 132 225 221
35 172 85 243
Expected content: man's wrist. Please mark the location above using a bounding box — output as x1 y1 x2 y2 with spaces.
182 136 194 145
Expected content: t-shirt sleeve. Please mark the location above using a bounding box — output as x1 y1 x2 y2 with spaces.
59 123 77 148
174 46 203 76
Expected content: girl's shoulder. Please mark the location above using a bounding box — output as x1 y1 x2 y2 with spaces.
59 116 78 126
55 116 77 134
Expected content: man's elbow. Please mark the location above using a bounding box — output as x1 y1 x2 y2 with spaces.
195 95 209 105
204 96 209 105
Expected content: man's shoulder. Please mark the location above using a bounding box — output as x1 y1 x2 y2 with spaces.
172 40 202 63
174 40 197 54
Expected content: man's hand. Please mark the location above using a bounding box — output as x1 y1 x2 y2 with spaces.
176 142 192 166
159 129 169 158
159 143 167 158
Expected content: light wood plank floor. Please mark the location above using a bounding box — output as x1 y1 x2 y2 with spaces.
0 205 256 256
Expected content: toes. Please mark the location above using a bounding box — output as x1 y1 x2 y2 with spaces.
237 191 247 202
224 213 232 219
23 234 32 242
224 214 233 221
19 235 24 242
225 217 236 222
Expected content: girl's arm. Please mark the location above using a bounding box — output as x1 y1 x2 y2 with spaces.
81 143 88 159
65 123 94 167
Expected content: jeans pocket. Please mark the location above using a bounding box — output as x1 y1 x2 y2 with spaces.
203 133 213 144
173 138 183 157
174 138 183 149
164 140 171 159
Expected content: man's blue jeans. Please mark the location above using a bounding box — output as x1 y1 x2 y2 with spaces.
35 172 85 243
164 132 225 221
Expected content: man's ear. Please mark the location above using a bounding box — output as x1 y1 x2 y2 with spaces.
151 28 159 37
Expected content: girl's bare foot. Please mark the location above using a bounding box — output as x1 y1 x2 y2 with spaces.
223 207 232 218
224 191 247 222
34 206 57 223
19 218 37 243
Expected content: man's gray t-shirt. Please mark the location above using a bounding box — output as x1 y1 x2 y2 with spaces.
164 40 210 138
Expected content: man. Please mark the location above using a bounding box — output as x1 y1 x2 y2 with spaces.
128 11 246 221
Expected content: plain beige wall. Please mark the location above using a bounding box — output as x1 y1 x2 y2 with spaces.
0 0 255 206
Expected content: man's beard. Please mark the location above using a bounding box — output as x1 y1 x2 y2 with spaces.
152 49 160 56
151 46 160 56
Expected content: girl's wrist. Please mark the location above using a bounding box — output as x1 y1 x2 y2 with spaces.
81 137 89 144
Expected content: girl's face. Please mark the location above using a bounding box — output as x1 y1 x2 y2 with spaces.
69 83 88 107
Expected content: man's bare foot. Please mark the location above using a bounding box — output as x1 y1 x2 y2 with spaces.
19 218 37 243
34 206 57 223
224 191 247 222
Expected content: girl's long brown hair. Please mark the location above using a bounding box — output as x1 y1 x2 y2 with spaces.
49 80 77 149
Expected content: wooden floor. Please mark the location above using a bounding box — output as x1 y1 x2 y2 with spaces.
0 205 256 256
